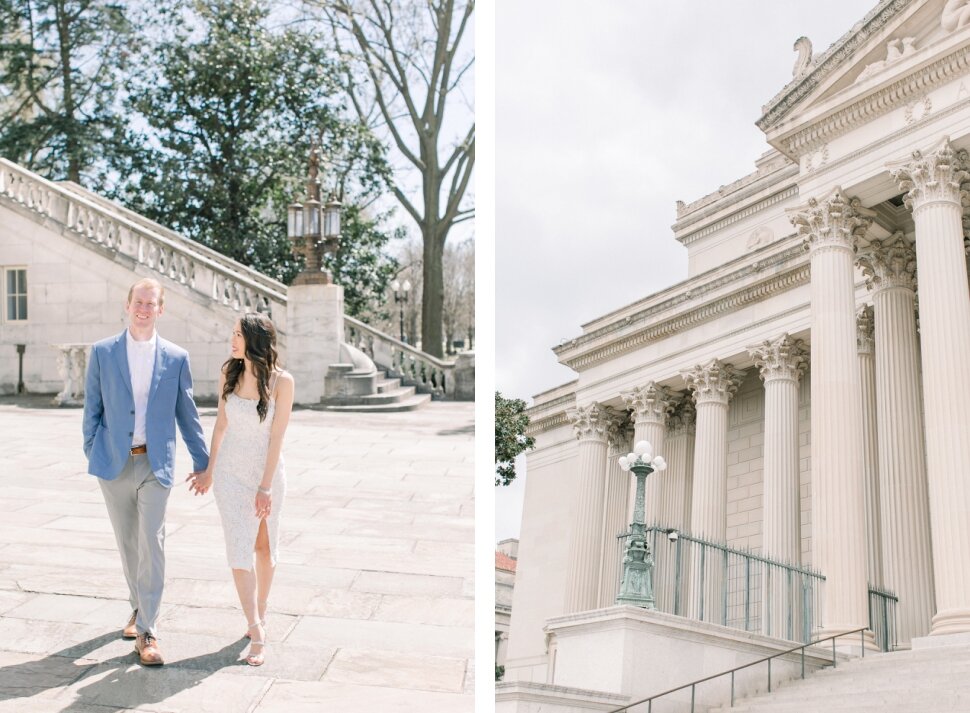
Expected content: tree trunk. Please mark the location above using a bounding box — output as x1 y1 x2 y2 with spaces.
421 228 445 357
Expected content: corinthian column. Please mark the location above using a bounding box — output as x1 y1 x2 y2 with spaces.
749 335 807 565
599 415 633 607
662 398 696 531
857 234 935 645
564 402 615 613
621 382 674 526
889 138 970 636
683 359 744 623
790 188 873 645
856 305 884 589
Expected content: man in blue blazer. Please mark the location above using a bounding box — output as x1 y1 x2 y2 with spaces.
83 278 209 666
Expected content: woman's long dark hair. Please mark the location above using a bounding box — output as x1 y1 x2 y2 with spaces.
222 313 279 422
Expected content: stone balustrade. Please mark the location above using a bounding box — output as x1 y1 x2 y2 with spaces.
344 316 465 399
0 159 286 331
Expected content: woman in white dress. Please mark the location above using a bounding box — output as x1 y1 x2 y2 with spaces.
186 313 293 666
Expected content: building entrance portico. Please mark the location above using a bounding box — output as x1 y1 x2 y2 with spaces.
500 3 970 710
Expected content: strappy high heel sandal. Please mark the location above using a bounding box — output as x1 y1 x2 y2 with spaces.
244 601 268 638
245 622 266 667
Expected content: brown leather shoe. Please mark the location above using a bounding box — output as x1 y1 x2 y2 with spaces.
122 610 138 639
134 633 164 666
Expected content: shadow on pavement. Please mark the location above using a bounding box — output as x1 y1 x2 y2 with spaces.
0 630 246 711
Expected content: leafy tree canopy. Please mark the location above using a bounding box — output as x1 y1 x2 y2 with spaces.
495 391 534 486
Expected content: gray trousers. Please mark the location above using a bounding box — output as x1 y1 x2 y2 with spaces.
98 454 170 637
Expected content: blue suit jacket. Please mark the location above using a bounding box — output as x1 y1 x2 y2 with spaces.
82 330 209 488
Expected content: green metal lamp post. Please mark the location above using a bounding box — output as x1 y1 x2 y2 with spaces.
616 441 667 608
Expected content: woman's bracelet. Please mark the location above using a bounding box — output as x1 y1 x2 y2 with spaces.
257 485 272 495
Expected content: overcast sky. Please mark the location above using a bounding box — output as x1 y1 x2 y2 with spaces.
495 0 879 542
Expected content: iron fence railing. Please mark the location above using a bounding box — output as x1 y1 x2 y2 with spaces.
615 527 897 650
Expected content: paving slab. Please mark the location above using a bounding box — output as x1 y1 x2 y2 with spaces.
0 399 474 712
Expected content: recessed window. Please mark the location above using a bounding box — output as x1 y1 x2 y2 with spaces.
4 268 27 322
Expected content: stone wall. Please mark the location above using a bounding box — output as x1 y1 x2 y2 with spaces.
0 204 241 398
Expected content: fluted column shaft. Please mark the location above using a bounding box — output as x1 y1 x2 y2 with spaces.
662 400 696 531
564 403 613 613
790 188 872 643
750 335 807 565
856 306 884 588
622 383 673 527
599 427 632 607
890 139 970 635
858 235 935 646
683 360 743 624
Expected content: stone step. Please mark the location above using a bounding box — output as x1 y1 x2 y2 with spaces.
375 377 402 394
357 385 417 405
313 392 431 413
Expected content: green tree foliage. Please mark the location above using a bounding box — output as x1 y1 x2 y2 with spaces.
109 0 397 312
0 0 130 184
495 391 535 486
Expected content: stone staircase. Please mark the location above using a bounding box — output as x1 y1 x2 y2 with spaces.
317 369 431 412
711 642 970 713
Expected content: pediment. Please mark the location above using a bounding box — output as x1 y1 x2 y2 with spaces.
759 0 970 156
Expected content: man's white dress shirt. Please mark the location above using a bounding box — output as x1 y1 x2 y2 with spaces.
126 329 157 448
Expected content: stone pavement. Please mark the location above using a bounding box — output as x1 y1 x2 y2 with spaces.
0 397 474 712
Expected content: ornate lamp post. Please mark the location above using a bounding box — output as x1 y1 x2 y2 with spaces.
389 278 412 343
287 145 343 285
616 440 667 608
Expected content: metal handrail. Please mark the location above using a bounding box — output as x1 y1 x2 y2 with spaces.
605 626 869 713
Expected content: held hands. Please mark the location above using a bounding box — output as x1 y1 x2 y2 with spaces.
186 469 212 496
255 489 272 519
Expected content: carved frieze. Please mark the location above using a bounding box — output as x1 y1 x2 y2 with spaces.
942 0 970 32
857 304 876 355
748 334 808 383
789 188 874 252
682 359 745 406
620 382 675 425
568 402 616 442
888 138 970 211
857 232 917 292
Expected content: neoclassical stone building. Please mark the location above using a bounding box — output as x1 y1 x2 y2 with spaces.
501 0 970 710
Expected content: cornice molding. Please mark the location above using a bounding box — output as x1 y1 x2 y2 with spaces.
676 184 800 247
758 0 914 132
675 164 798 229
780 42 970 157
558 261 810 372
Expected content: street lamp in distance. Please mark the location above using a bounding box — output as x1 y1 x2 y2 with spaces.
390 279 412 343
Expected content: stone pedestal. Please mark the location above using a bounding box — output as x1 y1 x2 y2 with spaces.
52 343 89 406
286 283 344 404
544 607 837 711
857 233 935 646
890 139 970 636
790 188 874 647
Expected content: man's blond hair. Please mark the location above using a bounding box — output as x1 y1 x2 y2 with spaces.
127 278 165 307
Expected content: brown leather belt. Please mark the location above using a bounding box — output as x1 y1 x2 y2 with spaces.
130 445 147 455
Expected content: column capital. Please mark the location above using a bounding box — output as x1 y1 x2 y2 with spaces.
667 397 696 437
857 231 917 292
789 186 875 253
607 411 634 453
621 381 675 425
888 136 970 211
857 304 875 355
748 334 808 384
682 359 745 406
568 402 616 442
